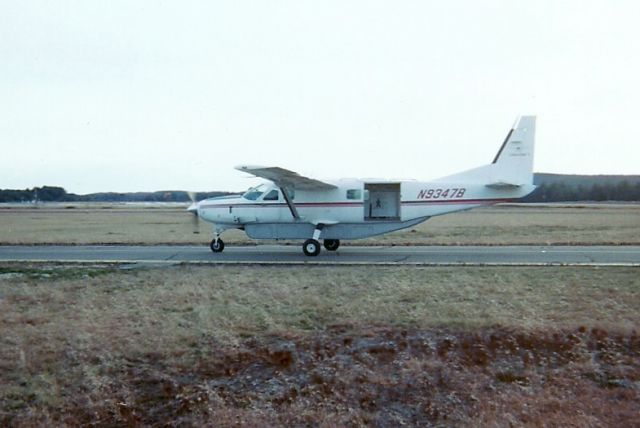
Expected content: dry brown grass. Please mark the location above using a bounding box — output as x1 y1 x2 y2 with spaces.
1 265 639 425
1 203 639 245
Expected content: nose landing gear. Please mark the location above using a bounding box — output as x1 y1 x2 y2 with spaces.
210 238 225 253
210 226 228 253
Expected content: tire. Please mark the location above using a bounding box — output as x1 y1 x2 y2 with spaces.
323 239 340 251
303 239 321 256
210 238 225 253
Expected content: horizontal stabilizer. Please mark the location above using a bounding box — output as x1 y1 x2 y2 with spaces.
485 182 523 189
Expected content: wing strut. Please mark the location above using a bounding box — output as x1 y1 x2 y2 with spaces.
280 187 300 220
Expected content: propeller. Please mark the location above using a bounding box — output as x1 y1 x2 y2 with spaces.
186 191 201 234
187 191 199 214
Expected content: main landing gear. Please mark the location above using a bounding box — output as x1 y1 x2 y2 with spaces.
303 239 320 256
301 225 340 257
302 239 340 256
323 239 340 251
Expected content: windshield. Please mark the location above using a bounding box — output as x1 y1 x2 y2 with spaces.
242 184 269 201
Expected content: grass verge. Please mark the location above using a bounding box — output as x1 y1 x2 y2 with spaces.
1 265 638 425
1 204 639 245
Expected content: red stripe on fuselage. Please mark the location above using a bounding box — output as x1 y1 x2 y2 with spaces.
200 199 512 209
200 202 363 209
403 198 513 205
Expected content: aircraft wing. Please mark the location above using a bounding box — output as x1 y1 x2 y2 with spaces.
235 165 337 191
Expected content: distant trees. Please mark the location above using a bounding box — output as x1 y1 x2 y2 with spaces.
0 189 34 202
523 180 640 202
0 186 69 202
0 187 233 203
1 175 639 203
37 186 69 201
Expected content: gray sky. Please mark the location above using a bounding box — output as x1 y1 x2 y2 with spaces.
2 1 639 194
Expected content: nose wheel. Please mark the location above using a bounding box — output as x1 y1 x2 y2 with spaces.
210 238 225 253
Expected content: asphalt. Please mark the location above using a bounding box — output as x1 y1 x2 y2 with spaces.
1 245 639 266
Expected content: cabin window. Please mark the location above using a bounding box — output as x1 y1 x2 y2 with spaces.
263 189 279 201
346 189 362 200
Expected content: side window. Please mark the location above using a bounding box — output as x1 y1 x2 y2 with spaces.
346 189 362 200
263 189 279 201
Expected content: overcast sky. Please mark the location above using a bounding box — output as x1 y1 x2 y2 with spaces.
1 1 639 194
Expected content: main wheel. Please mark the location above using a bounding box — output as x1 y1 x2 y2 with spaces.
210 238 225 253
303 239 321 256
323 239 340 251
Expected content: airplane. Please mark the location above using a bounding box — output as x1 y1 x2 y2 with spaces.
188 116 536 256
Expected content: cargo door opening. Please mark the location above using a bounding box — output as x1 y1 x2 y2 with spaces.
364 183 401 221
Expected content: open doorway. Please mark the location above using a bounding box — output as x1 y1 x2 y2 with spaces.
364 183 401 220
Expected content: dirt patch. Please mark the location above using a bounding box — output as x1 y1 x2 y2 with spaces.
4 327 638 426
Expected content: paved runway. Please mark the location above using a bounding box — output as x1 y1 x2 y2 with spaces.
1 245 639 266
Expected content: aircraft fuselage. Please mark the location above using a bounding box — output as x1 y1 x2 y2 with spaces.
197 179 535 240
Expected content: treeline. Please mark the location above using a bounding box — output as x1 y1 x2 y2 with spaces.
523 174 640 202
0 186 232 203
2 174 640 203
0 186 69 202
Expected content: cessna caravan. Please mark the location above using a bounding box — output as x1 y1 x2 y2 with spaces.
188 116 536 256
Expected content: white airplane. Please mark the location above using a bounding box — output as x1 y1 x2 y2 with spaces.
189 116 536 256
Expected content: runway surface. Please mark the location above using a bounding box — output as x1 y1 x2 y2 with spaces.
1 245 639 266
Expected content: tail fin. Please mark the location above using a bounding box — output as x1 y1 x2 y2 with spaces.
435 115 536 186
490 116 536 185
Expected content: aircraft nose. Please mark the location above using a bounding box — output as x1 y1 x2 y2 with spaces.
198 196 242 224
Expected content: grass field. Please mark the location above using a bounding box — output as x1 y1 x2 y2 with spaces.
2 203 639 425
1 203 639 246
1 264 639 426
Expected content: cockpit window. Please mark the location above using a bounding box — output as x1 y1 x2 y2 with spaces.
242 184 268 201
263 189 279 201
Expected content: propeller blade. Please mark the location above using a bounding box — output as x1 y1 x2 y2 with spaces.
185 191 201 234
190 208 201 234
186 191 199 214
187 202 199 214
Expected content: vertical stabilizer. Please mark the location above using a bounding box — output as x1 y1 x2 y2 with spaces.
491 116 536 185
434 115 536 186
